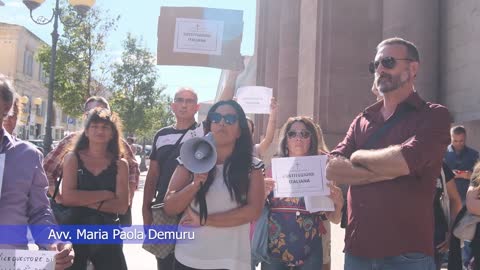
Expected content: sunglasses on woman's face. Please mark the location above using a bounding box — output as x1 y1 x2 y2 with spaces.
368 56 414 74
287 130 311 139
208 112 238 125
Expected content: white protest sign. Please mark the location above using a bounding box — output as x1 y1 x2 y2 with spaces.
304 196 334 212
173 18 224 55
236 86 272 114
0 249 56 270
272 155 330 198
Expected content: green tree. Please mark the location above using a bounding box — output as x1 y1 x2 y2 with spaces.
136 96 175 143
37 4 119 117
110 33 174 137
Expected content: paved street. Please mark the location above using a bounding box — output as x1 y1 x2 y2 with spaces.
124 170 157 270
125 169 346 269
331 223 346 269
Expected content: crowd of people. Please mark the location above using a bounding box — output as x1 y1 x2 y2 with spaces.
1 36 480 270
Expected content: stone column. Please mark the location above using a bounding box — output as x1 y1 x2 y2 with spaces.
382 0 440 102
256 0 300 128
297 0 319 118
315 0 383 148
255 0 280 140
276 0 300 125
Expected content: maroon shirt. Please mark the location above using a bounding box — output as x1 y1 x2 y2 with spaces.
331 92 451 258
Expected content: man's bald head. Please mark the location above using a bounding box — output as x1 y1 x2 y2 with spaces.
174 87 198 103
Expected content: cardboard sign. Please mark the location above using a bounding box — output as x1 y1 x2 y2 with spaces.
157 7 244 70
304 195 334 212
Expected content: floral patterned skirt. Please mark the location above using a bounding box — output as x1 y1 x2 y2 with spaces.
268 210 326 267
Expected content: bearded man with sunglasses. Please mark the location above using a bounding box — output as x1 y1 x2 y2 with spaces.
326 37 451 270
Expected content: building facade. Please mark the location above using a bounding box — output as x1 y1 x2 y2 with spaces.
218 0 480 153
0 23 77 140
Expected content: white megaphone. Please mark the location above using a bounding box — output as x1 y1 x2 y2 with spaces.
180 132 217 173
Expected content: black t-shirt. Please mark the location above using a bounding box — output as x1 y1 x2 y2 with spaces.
434 162 455 202
150 123 204 202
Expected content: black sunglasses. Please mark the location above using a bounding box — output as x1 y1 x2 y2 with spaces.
208 112 238 125
368 56 414 74
287 130 311 139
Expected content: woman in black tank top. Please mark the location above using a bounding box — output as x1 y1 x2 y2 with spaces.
60 108 129 270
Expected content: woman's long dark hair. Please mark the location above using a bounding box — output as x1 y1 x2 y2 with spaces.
73 108 124 159
196 100 253 224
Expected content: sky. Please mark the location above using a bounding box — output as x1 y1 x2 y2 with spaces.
0 0 257 103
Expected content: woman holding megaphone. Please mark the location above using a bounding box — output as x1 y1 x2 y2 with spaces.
163 100 265 270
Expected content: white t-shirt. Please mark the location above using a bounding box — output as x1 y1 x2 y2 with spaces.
175 164 251 270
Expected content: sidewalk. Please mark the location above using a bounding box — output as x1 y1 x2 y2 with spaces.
124 171 157 270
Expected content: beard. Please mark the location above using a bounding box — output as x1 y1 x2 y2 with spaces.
375 70 410 94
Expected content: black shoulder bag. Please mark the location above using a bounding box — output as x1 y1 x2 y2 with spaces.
340 105 413 228
49 174 75 225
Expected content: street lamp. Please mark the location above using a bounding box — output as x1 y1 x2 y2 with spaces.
22 0 95 153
